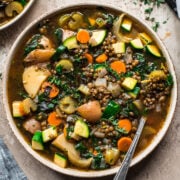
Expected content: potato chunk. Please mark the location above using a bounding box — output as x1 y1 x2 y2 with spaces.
22 66 51 98
52 134 92 168
77 101 102 123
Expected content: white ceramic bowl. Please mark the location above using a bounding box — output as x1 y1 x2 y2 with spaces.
0 0 35 31
3 4 177 178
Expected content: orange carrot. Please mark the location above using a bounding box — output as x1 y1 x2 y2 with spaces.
84 53 93 64
63 126 68 138
93 150 98 156
118 119 132 133
19 102 25 115
88 17 96 26
41 82 59 98
95 53 108 63
117 137 132 152
77 29 90 44
47 112 62 126
110 61 126 73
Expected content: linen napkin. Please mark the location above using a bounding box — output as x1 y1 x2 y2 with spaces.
0 137 27 180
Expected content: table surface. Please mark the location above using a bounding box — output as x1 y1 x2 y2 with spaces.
0 0 180 180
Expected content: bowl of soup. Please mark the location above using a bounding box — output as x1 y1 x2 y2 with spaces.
0 0 35 30
3 4 177 177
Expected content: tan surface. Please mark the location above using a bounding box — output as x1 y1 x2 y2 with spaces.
0 0 180 179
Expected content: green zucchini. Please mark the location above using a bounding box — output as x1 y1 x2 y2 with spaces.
42 126 58 143
51 45 66 62
130 38 144 49
121 18 132 32
122 77 137 90
63 35 79 49
54 153 68 168
89 30 107 47
102 101 121 119
74 119 89 138
56 59 73 71
146 45 161 57
112 42 125 54
128 86 140 98
139 32 152 44
32 131 44 150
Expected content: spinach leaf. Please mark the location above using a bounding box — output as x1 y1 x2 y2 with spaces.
120 100 140 117
18 0 27 6
66 126 74 140
91 153 108 170
75 142 87 153
133 53 157 79
54 28 63 45
24 34 42 56
166 74 173 86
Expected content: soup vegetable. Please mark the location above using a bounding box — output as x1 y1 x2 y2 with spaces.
0 0 29 26
10 7 173 170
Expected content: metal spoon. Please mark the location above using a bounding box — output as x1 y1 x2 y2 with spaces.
114 116 146 180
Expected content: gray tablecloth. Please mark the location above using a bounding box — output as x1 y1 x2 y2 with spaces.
0 138 27 180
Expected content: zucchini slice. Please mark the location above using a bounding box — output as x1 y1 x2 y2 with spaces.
56 59 73 71
128 86 140 98
42 126 58 143
130 38 144 49
63 35 79 49
112 42 125 54
74 119 89 138
139 32 152 44
121 18 132 32
146 45 161 57
122 77 137 90
32 131 44 150
78 84 90 95
54 153 68 168
89 30 107 47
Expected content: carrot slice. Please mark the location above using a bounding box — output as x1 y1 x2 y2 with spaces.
110 61 126 73
93 150 98 156
84 53 93 64
41 82 59 98
77 29 90 44
118 119 132 133
47 112 62 126
19 102 25 115
88 17 96 26
63 126 68 138
95 53 108 63
117 137 132 152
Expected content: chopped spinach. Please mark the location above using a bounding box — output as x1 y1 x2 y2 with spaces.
133 53 157 79
75 142 87 153
55 65 63 75
51 45 66 62
91 152 109 170
120 100 140 117
24 34 42 56
166 74 173 86
54 28 63 45
18 0 27 6
66 126 74 140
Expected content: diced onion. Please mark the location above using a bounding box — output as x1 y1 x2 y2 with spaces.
94 78 107 87
107 82 121 97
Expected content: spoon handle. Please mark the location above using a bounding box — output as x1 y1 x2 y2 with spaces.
113 116 146 180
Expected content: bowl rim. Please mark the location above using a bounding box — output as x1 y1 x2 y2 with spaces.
3 3 177 178
0 0 35 31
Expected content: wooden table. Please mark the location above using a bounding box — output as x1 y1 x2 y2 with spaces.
0 0 180 179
